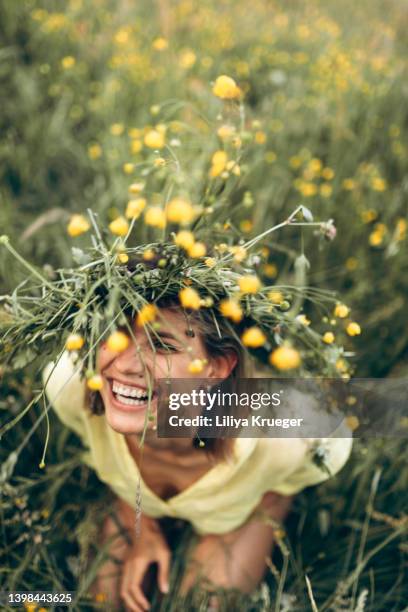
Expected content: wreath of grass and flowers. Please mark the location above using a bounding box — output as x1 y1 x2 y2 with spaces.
0 75 361 466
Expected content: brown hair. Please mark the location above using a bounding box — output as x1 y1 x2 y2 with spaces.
85 298 253 462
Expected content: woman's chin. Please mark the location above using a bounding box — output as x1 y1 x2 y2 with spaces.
103 398 157 435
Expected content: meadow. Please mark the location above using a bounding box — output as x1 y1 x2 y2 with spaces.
0 0 407 610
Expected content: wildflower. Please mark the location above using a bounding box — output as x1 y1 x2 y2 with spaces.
334 303 349 318
67 214 90 237
152 37 168 51
61 55 75 69
109 216 129 236
212 75 241 99
226 160 241 176
217 124 235 140
174 230 195 250
241 327 267 348
209 150 228 177
110 123 124 136
107 331 130 352
346 322 361 336
254 131 267 144
136 304 158 326
129 182 145 194
265 151 277 163
179 49 196 69
188 359 206 373
154 157 166 167
267 291 284 304
371 177 387 191
88 143 102 160
144 129 165 149
123 163 134 174
166 197 195 225
179 287 201 310
361 209 378 223
87 374 104 391
94 593 107 603
322 331 335 344
117 253 129 264
229 245 247 262
320 184 333 197
145 207 166 228
126 198 147 219
65 333 84 351
322 167 335 180
240 220 253 233
296 314 310 326
336 358 348 373
187 242 207 258
342 178 356 190
289 156 302 168
238 275 261 294
262 263 277 278
143 248 155 260
131 140 143 154
219 299 243 323
395 218 407 241
345 415 360 431
269 346 301 370
369 229 384 246
204 257 216 267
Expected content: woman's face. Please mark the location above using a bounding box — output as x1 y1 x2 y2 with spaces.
97 308 236 435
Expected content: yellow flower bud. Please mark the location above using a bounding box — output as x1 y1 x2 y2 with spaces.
109 216 130 236
187 242 206 258
269 346 301 370
67 214 90 237
212 75 241 99
166 197 195 225
65 333 84 351
346 322 361 336
144 129 165 149
126 197 147 219
238 275 261 294
87 374 104 391
241 327 267 348
106 331 130 352
179 287 201 310
334 303 349 318
144 207 166 228
188 359 205 374
219 299 243 323
136 304 158 326
322 331 335 344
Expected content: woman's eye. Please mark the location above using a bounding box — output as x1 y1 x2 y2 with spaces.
153 340 179 352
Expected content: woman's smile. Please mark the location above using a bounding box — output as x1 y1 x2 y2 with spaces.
105 376 158 413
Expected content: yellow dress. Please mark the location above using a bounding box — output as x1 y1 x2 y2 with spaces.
43 352 353 535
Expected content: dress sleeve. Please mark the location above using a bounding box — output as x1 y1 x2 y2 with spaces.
42 351 95 468
271 434 353 496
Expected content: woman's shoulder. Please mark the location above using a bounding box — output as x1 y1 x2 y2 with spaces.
42 351 87 427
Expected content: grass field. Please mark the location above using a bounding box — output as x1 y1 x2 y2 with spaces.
0 1 407 610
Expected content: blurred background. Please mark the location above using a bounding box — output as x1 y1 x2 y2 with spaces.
0 1 407 610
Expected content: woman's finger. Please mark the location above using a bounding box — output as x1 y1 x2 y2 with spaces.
156 549 171 594
120 558 151 611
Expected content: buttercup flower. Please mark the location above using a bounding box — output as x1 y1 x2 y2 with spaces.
65 333 84 351
269 346 301 370
136 304 158 326
346 322 361 336
334 303 350 318
241 327 267 348
212 75 241 99
144 207 166 228
219 299 243 323
188 359 205 374
174 230 195 250
109 216 129 236
166 197 195 225
187 242 206 258
87 374 104 391
106 331 130 352
126 198 147 219
144 129 165 149
67 214 90 237
322 331 335 344
179 287 201 310
238 275 261 294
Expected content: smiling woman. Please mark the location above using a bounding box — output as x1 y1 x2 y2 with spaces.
43 300 352 611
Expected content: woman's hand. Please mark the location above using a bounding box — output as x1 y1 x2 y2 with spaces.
120 513 170 612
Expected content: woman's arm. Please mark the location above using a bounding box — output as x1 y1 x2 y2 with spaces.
180 491 293 596
92 497 170 612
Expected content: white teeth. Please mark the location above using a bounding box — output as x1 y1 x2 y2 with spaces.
112 380 149 399
115 394 147 406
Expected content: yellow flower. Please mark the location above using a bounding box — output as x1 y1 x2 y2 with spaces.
212 75 241 99
342 178 356 190
320 183 333 197
241 326 267 348
61 55 75 69
322 331 335 344
229 246 247 262
346 322 361 336
269 346 301 370
217 124 236 140
106 331 130 352
65 333 85 351
136 304 158 326
152 37 168 51
88 143 102 160
254 131 267 144
110 122 124 136
187 242 207 258
123 163 134 174
219 299 243 323
188 359 205 374
336 358 348 373
296 314 310 326
131 139 143 154
267 291 284 304
143 248 155 260
238 275 261 294
154 157 166 167
117 253 129 264
129 182 145 194
166 197 195 225
94 592 108 603
289 156 302 168
144 129 165 149
369 230 384 246
174 230 195 250
144 206 166 228
204 257 216 267
371 177 387 191
361 209 378 223
262 263 277 278
179 49 196 69
395 218 407 241
87 375 104 391
299 182 318 197
126 197 147 219
67 214 90 237
322 167 335 180
179 287 201 310
334 303 349 318
345 415 360 431
240 219 253 233
225 160 241 176
109 216 129 236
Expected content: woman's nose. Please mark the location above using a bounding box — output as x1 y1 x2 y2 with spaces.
112 342 146 376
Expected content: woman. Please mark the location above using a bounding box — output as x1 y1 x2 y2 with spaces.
43 300 353 611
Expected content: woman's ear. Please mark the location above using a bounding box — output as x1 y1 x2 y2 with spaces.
207 351 238 379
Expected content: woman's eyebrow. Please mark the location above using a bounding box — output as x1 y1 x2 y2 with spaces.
155 331 178 341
